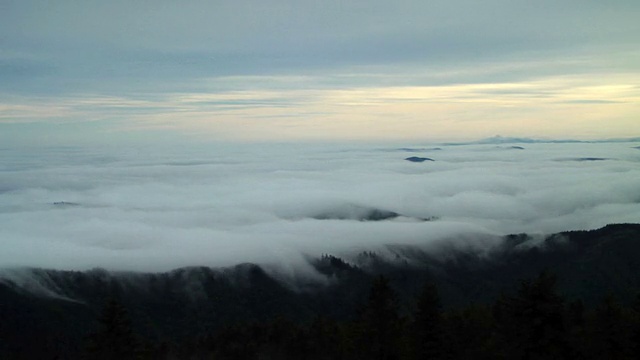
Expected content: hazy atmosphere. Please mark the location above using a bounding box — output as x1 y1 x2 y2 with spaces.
1 0 639 145
1 2 639 272
3 5 640 359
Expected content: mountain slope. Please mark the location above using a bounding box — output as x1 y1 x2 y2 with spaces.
1 223 640 358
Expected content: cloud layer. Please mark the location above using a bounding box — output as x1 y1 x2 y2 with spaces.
1 140 639 272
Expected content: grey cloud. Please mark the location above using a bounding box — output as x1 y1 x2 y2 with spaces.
8 1 636 53
2 0 639 96
1 141 639 272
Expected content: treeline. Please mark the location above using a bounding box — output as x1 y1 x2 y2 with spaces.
85 271 640 360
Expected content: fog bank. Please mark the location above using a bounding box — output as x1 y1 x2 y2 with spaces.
1 141 639 272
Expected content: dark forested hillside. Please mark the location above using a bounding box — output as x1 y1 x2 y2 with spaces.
1 223 640 359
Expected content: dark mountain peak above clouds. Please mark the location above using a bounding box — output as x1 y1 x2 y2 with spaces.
556 157 611 162
443 135 540 145
481 135 537 144
578 157 609 161
279 203 434 222
312 207 401 221
52 201 80 207
396 147 442 152
444 136 640 147
405 156 435 162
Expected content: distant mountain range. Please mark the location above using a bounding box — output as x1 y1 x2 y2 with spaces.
442 135 640 145
2 223 640 358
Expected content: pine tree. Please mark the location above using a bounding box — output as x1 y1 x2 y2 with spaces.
412 281 444 359
589 295 633 360
494 271 569 359
308 316 345 360
631 294 640 360
85 298 138 360
445 304 497 360
354 275 404 360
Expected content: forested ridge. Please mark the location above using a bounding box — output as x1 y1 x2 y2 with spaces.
2 223 640 359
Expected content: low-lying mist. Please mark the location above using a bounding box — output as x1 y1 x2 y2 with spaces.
1 140 639 272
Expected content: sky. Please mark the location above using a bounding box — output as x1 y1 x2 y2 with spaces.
1 141 639 272
1 0 639 146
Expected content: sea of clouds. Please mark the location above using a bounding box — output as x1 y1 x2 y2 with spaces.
1 140 639 272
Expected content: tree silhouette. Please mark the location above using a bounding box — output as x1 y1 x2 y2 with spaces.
494 271 569 359
566 299 588 359
412 281 445 359
445 304 497 360
85 298 138 360
354 275 404 360
589 295 633 360
631 294 640 359
308 316 345 360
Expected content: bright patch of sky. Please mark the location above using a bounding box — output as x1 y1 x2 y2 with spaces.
1 0 639 145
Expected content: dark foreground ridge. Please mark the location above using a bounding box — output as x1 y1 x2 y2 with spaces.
1 223 640 359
